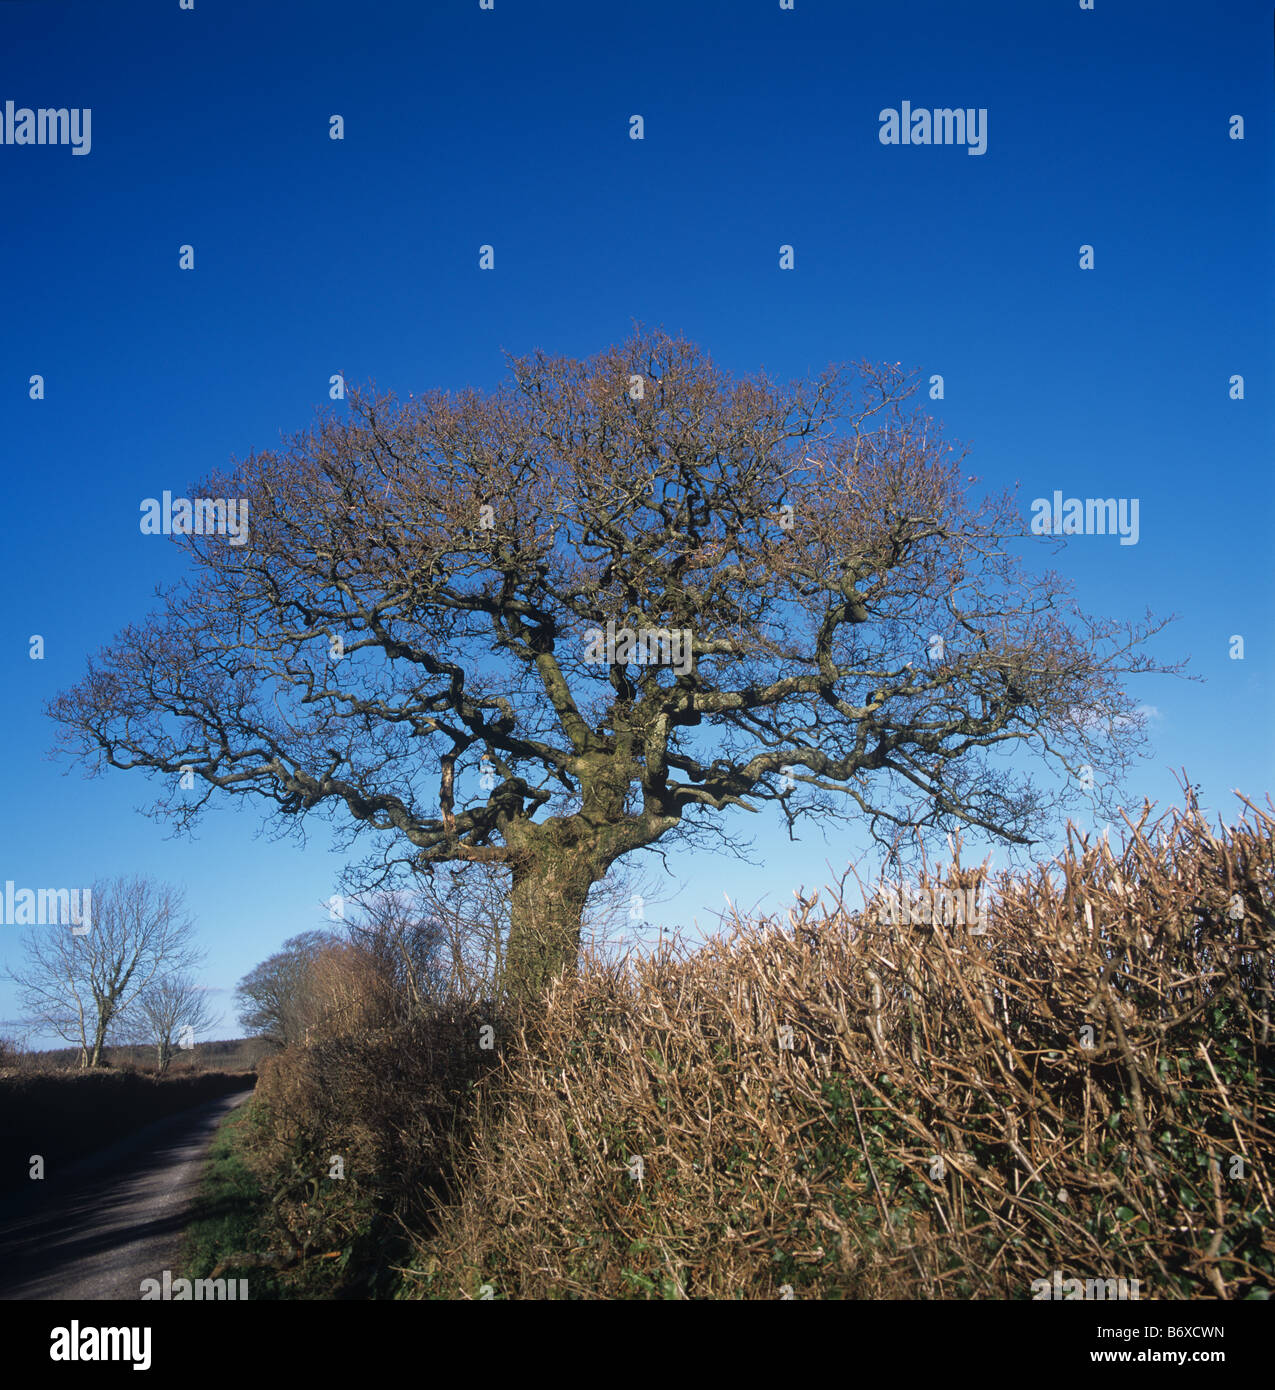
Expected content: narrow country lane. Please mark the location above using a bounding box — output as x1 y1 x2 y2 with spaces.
0 1088 254 1300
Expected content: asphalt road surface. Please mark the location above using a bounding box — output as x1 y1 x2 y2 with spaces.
0 1087 254 1300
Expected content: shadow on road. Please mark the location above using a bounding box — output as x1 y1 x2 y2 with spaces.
0 1087 255 1300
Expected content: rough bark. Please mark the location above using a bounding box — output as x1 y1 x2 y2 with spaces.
506 845 599 1000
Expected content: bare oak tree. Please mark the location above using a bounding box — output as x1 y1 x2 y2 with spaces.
49 329 1181 1002
7 876 202 1067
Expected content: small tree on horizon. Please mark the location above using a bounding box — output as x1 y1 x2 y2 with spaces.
129 973 218 1074
49 328 1183 1004
232 930 335 1048
6 876 203 1068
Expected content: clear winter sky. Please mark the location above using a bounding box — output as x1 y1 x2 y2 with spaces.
2 0 1271 1044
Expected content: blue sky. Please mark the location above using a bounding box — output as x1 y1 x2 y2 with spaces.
2 0 1271 1044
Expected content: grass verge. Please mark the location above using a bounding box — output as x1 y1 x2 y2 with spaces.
180 1099 286 1300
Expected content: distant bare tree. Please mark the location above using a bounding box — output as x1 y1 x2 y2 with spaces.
6 876 203 1068
232 930 336 1048
342 893 447 1015
130 974 218 1074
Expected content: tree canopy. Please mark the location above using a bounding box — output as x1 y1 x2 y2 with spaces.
50 328 1180 1000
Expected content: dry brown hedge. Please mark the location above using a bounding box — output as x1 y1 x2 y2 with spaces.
247 998 503 1288
405 796 1273 1299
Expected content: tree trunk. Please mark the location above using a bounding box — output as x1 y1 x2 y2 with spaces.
504 838 600 1003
